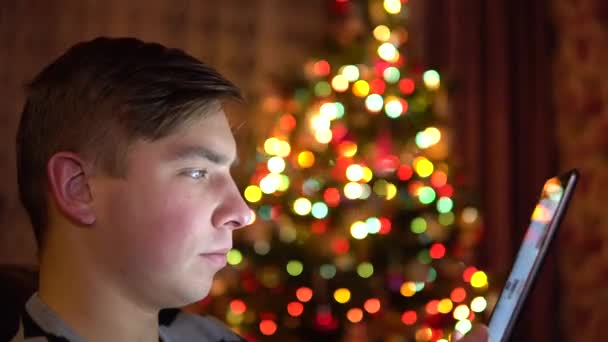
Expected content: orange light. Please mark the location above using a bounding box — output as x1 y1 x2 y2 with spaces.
347 308 364 323
450 287 467 303
230 299 247 314
364 298 381 314
287 301 304 317
425 300 439 315
259 319 277 335
296 287 313 302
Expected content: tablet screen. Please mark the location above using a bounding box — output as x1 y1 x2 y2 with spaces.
488 170 578 342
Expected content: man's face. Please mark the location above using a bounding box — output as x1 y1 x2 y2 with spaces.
88 108 251 309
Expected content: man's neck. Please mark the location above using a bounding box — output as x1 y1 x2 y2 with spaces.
38 244 160 342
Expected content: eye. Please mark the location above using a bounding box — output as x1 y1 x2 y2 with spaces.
185 169 208 180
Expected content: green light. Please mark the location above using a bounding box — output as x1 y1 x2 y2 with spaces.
342 65 360 81
335 102 345 118
303 178 321 194
365 94 384 112
417 249 431 264
384 99 403 118
314 81 332 97
415 282 425 291
366 217 381 234
411 217 427 234
419 186 436 204
287 260 304 276
439 212 455 226
383 66 400 83
415 131 432 148
311 202 329 219
427 267 437 282
227 249 243 265
278 174 290 191
437 197 454 213
259 205 272 220
320 264 336 279
357 262 374 278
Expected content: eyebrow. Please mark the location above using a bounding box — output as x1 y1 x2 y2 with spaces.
166 144 239 167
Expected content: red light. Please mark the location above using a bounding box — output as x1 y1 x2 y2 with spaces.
401 310 417 325
431 171 448 188
312 220 328 234
370 79 386 94
425 300 439 315
332 238 350 254
259 320 277 335
287 301 304 317
429 243 446 259
279 113 297 131
324 188 341 207
364 298 381 314
450 287 467 303
437 184 454 197
399 78 415 94
378 217 392 234
296 287 313 302
397 164 413 181
463 266 478 282
230 299 247 314
313 60 331 76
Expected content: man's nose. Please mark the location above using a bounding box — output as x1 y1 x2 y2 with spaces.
212 180 252 230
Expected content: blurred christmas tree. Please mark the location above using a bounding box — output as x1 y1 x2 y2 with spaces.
202 0 490 341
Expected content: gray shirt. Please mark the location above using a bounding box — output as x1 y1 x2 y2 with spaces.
11 293 244 342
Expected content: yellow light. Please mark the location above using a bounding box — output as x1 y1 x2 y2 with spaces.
340 142 358 157
340 65 360 82
334 288 351 304
532 204 551 223
373 25 391 42
427 127 441 144
414 157 434 178
277 140 291 157
470 271 488 288
260 173 281 194
384 0 401 14
471 296 487 312
244 185 262 203
320 103 338 120
378 43 399 62
346 164 364 182
247 209 256 225
293 198 312 216
353 80 370 97
344 182 363 199
437 298 454 314
400 281 417 297
350 221 368 240
315 129 333 144
386 183 397 200
267 156 286 173
298 151 315 168
310 114 331 131
264 137 280 155
423 70 441 90
453 304 470 321
362 167 373 183
331 74 349 92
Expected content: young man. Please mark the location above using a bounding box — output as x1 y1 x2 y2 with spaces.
12 37 250 341
11 37 489 342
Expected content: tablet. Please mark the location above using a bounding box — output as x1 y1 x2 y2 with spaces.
487 169 578 342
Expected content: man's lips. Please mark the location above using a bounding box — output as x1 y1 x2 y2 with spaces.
199 249 230 267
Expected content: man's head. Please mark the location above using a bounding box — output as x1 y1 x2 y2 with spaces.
16 37 252 307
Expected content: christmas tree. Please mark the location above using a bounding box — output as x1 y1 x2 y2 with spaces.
202 1 489 340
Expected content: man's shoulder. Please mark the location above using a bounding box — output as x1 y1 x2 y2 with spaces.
160 309 244 342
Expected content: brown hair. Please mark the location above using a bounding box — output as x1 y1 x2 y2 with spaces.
16 37 242 248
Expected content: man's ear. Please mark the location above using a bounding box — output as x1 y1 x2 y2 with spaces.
47 152 96 225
